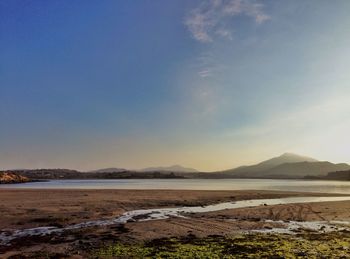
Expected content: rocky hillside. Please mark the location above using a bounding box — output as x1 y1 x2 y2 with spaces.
0 172 30 184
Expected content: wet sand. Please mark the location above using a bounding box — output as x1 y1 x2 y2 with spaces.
1 189 350 258
2 189 332 230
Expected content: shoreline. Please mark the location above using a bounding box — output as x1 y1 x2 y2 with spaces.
2 178 350 194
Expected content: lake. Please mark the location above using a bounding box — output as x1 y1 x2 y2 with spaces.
2 179 350 194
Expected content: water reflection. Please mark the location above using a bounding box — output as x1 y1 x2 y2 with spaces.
2 179 350 194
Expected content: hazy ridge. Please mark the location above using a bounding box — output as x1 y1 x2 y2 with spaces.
220 153 350 178
1 153 350 181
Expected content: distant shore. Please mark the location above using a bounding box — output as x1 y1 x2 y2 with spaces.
2 166 350 182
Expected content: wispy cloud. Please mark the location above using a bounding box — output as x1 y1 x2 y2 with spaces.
198 69 212 78
184 0 270 43
215 28 233 40
184 7 215 42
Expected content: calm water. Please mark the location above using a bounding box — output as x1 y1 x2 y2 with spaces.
2 179 350 194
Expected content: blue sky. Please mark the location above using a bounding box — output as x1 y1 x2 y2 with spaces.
1 0 350 171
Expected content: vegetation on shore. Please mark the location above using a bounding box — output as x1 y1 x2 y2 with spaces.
96 232 350 258
0 172 29 184
6 169 185 180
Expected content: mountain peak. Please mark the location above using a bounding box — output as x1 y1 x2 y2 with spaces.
280 152 311 158
281 152 298 157
223 152 319 174
222 152 332 178
259 153 318 167
280 153 318 162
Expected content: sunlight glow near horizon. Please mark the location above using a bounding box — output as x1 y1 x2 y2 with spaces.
1 0 350 171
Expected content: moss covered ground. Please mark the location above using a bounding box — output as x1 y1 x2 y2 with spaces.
96 232 350 258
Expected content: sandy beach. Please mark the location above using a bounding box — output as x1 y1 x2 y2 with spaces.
2 189 340 229
1 189 350 258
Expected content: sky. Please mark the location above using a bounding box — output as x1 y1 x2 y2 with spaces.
1 0 350 171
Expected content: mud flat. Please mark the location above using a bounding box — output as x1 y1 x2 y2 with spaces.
2 189 333 229
1 189 350 258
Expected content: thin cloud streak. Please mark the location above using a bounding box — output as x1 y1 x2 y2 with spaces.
184 0 270 43
198 69 212 77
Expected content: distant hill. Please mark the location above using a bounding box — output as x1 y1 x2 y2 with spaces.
3 154 349 180
222 153 318 176
221 153 350 178
264 161 350 178
18 169 82 179
253 153 318 168
6 169 185 180
0 172 30 184
140 165 198 173
89 168 127 173
325 170 350 180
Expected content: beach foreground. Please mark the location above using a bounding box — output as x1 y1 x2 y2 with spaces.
1 189 350 258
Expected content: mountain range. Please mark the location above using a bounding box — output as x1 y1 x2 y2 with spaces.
221 153 350 178
91 153 350 179
2 153 350 181
89 165 198 173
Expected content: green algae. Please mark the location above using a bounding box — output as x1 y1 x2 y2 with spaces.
96 232 350 258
